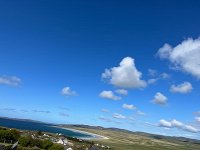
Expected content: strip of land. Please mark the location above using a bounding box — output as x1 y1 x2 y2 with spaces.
62 125 200 150
58 126 109 140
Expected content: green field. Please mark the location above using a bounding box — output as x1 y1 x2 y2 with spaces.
67 126 200 150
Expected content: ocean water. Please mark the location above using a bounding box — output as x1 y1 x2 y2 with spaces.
0 118 93 138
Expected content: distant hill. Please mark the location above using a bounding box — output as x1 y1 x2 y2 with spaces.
0 116 55 125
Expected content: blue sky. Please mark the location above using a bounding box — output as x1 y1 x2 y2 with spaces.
0 0 200 139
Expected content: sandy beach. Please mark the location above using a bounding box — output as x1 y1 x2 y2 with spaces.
57 126 109 140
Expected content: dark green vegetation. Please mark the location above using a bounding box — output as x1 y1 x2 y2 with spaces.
0 127 20 149
0 127 64 150
63 125 200 150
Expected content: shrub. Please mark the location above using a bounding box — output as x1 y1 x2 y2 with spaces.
42 139 53 149
48 144 64 150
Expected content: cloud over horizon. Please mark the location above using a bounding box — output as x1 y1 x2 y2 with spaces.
159 119 199 133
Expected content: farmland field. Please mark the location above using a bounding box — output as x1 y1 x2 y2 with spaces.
66 126 200 150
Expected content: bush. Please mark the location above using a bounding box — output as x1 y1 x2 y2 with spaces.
42 139 53 149
48 144 64 150
30 139 43 148
19 137 30 147
10 129 20 140
0 130 14 142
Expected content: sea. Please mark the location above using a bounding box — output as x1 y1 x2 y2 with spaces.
0 117 94 139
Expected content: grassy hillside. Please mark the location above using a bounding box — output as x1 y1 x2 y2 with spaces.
64 126 200 150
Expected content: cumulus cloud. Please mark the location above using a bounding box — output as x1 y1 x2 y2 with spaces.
122 104 136 110
152 92 168 105
170 82 193 94
0 76 21 86
61 86 77 96
102 57 147 88
115 89 128 95
112 113 126 119
99 90 121 100
159 119 199 133
157 38 200 79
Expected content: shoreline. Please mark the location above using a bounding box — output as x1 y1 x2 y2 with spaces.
57 126 109 140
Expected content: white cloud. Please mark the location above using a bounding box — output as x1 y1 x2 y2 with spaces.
99 90 121 100
159 119 199 133
170 82 193 94
195 117 200 123
122 104 136 110
171 119 184 128
0 76 21 86
137 110 146 116
102 57 147 88
152 92 168 105
112 113 126 119
115 89 128 95
184 125 199 133
159 119 172 128
61 86 77 96
157 38 200 79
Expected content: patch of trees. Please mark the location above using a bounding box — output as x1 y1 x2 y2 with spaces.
19 136 64 150
0 128 20 143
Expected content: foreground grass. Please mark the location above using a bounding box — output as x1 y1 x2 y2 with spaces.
67 127 200 150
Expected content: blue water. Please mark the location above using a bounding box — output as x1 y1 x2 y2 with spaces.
0 118 93 138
